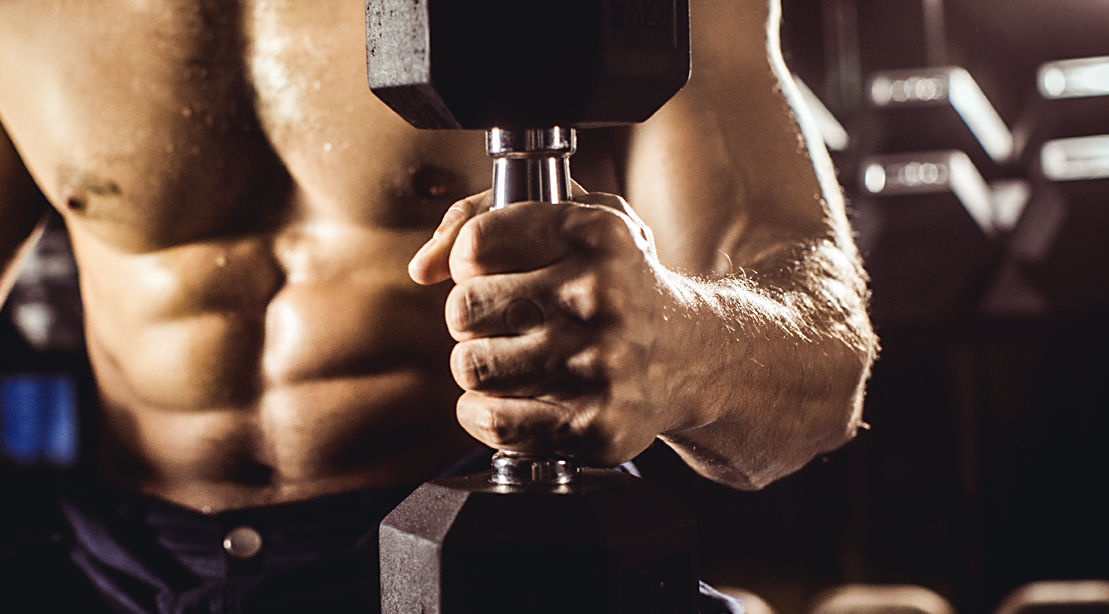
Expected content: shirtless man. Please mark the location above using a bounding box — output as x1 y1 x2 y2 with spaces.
0 0 877 611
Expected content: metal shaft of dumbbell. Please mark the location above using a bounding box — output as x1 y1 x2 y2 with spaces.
486 125 582 485
490 449 580 486
488 127 576 211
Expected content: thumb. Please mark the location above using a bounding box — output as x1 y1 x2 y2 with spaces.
409 190 492 285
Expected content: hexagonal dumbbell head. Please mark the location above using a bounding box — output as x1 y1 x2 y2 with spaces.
379 469 699 614
366 0 690 130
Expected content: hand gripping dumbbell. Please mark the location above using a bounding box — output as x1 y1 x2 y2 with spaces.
367 1 695 612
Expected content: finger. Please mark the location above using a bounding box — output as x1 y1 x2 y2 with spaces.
572 192 658 258
449 201 569 281
457 393 640 466
446 272 551 341
450 332 597 396
408 190 492 285
572 190 626 211
449 201 635 281
456 393 587 456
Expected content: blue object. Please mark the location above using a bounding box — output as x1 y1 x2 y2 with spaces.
0 374 79 466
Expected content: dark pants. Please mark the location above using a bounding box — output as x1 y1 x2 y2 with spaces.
61 481 410 614
58 451 742 614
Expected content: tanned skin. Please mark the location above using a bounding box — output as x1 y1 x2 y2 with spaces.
0 0 877 512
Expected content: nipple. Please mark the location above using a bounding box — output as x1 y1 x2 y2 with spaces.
410 165 466 200
58 167 122 213
64 195 86 212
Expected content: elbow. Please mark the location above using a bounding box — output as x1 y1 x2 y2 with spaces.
660 312 878 491
749 328 878 486
810 326 878 457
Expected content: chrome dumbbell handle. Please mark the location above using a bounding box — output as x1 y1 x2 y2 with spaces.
485 126 581 486
490 450 582 486
487 127 576 211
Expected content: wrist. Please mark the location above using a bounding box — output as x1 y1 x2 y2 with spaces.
645 266 731 433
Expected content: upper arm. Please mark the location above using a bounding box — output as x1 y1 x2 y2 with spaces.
0 118 49 303
625 0 852 275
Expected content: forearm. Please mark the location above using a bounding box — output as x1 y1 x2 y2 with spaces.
612 0 878 489
653 239 876 490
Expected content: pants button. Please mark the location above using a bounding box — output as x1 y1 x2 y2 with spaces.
223 526 263 559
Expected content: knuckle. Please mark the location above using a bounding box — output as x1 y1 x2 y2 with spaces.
588 209 633 248
445 284 484 333
561 206 604 243
451 343 493 390
562 204 649 258
453 216 491 266
559 271 620 323
560 277 599 322
596 207 628 233
438 200 469 230
566 405 615 452
485 405 517 445
566 346 603 380
466 400 519 447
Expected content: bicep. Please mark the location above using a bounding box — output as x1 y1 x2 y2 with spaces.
0 117 49 303
625 0 846 275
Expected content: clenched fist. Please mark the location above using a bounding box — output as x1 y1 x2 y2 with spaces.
408 190 696 467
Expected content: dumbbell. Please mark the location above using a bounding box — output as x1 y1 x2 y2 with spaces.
367 1 695 612
367 0 690 207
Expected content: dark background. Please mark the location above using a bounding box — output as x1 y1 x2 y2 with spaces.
2 1 1107 613
646 1 1109 613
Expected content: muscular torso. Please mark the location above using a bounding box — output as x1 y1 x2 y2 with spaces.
0 0 621 510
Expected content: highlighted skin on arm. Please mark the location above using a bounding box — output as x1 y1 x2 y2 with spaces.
626 0 876 489
0 119 49 304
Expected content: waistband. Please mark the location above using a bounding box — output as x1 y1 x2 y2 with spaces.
58 446 495 613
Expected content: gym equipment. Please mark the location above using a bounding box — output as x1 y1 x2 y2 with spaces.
366 1 696 611
865 67 1014 176
994 581 1109 614
378 458 698 613
808 584 956 614
367 0 690 208
856 150 1001 323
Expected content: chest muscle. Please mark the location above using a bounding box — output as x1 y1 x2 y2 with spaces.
0 0 491 252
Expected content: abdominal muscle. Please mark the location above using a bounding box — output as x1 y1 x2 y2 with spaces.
72 212 477 513
0 0 496 513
